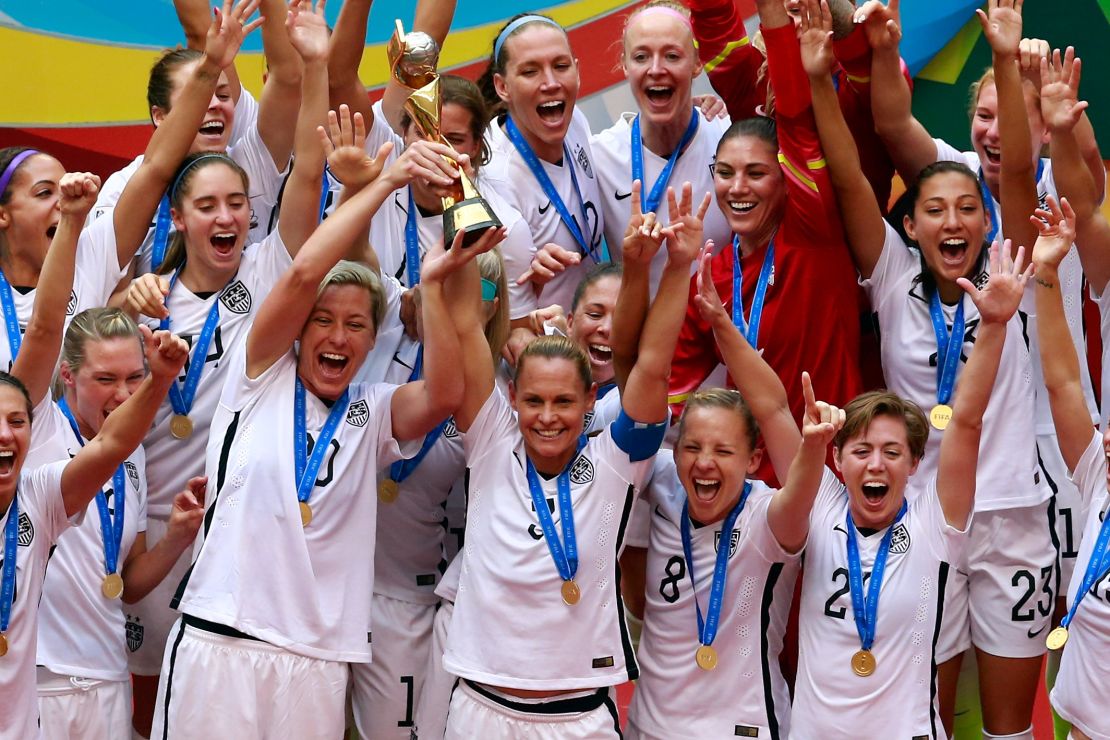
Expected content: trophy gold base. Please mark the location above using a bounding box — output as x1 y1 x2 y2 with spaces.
444 197 502 248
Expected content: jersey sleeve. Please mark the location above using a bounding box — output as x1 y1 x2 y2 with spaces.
918 477 971 561
746 488 803 563
1069 430 1105 521
364 382 417 469
229 84 260 147
624 495 652 550
240 229 295 303
859 221 916 306
668 267 724 418
462 387 518 467
365 101 404 168
933 138 965 165
23 460 73 544
808 465 846 531
610 408 667 462
688 0 765 120
497 211 540 319
595 421 655 490
218 341 295 415
229 121 286 207
763 23 843 248
76 212 129 303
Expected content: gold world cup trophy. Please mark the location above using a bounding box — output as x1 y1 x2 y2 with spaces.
388 20 501 247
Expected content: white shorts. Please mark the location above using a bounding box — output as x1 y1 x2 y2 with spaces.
37 669 131 740
127 516 192 675
1039 433 1084 596
937 501 1056 662
445 681 622 740
349 593 435 739
415 598 455 740
152 618 348 740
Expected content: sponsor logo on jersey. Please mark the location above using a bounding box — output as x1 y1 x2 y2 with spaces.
125 461 140 490
715 529 740 558
125 615 144 652
219 280 252 314
442 418 459 439
346 399 369 427
574 144 594 179
889 523 911 554
569 455 594 484
17 511 33 547
66 290 77 316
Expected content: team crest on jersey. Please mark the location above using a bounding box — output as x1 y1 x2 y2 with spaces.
442 418 459 439
582 411 595 431
715 529 740 558
219 281 252 314
125 615 144 652
569 454 594 484
573 144 594 179
889 523 911 554
17 511 33 546
346 399 369 427
66 290 77 316
125 461 140 490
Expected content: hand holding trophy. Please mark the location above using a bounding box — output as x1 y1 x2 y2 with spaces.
388 20 502 247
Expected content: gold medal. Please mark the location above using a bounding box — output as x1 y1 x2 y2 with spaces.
929 404 953 431
299 501 313 528
561 579 581 606
101 572 124 600
1046 626 1069 651
851 649 876 677
695 644 718 671
378 479 400 504
170 414 194 440
0 632 7 658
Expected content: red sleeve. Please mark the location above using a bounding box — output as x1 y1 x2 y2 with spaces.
688 0 766 120
667 255 729 419
762 23 844 246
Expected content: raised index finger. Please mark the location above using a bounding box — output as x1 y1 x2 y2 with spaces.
801 371 818 415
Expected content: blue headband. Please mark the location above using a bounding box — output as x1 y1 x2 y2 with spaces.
170 153 233 201
493 15 562 63
0 150 41 199
481 278 498 302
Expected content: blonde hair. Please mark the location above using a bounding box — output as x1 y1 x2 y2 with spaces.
61 308 143 374
515 335 592 392
477 249 510 364
678 388 758 450
317 260 387 330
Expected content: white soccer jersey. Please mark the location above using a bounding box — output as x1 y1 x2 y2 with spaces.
173 344 414 662
443 389 652 690
591 110 731 293
484 109 607 318
140 230 292 515
791 476 967 739
374 336 465 605
862 221 1048 511
934 139 1098 433
92 120 285 276
228 85 259 148
0 461 71 740
629 453 812 740
27 399 148 682
0 215 126 372
1099 286 1110 432
1050 431 1110 739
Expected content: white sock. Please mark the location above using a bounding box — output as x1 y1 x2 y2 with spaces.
982 726 1033 740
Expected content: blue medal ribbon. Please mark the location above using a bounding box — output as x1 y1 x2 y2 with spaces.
317 169 331 223
1 493 18 637
929 292 965 406
680 481 752 648
731 236 775 347
845 499 908 653
596 381 617 400
526 435 589 585
151 194 173 274
405 187 422 288
978 159 1044 246
0 269 23 360
504 116 608 264
293 378 351 509
159 270 222 420
630 109 699 215
387 345 446 484
1059 503 1110 632
57 398 126 579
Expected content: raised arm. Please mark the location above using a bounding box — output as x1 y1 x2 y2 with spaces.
255 0 306 170
116 0 262 270
979 0 1038 256
327 0 377 123
174 0 243 99
692 248 800 480
384 0 460 131
1032 197 1095 469
393 225 507 440
247 118 395 378
769 372 844 552
611 180 651 394
937 240 1030 527
687 0 764 120
1040 49 1110 292
800 0 886 278
10 174 99 404
863 0 938 181
60 329 188 518
120 476 206 603
275 0 333 256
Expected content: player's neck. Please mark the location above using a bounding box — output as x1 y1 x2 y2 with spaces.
509 120 564 165
63 390 97 440
411 184 444 215
526 444 577 477
640 106 694 159
0 486 15 517
935 276 964 305
179 259 237 295
0 247 41 287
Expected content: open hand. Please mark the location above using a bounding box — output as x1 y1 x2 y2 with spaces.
957 238 1032 325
